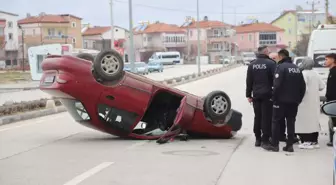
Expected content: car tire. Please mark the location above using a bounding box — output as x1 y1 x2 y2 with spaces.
203 90 231 121
93 50 124 81
77 53 94 63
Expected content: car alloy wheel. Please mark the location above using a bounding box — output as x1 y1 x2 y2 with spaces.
100 55 121 76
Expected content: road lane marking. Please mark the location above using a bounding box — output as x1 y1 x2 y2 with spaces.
63 162 114 185
0 114 64 132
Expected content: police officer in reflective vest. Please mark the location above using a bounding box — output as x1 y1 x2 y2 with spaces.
263 49 306 152
246 46 277 147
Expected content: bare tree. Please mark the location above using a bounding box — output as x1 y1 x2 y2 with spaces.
293 34 310 56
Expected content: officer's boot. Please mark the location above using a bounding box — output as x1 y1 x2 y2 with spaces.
283 145 294 152
255 137 261 147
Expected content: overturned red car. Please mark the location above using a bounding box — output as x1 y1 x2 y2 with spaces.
39 50 242 143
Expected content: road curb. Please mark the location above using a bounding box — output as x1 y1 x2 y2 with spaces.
0 106 67 126
0 64 242 125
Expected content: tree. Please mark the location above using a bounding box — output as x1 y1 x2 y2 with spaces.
293 34 310 56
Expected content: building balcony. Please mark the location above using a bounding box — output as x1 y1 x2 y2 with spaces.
44 35 70 40
163 41 186 48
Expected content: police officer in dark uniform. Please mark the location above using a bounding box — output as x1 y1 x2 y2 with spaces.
263 49 306 152
246 46 277 147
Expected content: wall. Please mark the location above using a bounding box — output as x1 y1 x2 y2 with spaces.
235 32 259 52
272 13 296 49
188 28 207 41
101 27 129 40
64 16 83 48
0 12 19 51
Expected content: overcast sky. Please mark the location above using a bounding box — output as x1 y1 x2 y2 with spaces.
2 0 336 29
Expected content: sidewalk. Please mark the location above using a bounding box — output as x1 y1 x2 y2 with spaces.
218 115 332 185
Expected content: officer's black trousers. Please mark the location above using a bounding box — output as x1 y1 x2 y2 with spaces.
271 102 299 146
252 98 272 142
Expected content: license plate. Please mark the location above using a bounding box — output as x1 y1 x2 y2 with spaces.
44 76 55 83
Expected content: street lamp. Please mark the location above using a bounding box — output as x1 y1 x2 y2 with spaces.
109 0 114 49
196 0 201 75
18 25 25 72
128 0 136 72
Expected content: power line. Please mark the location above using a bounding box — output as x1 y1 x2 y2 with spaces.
113 0 282 15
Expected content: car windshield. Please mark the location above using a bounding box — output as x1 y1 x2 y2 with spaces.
136 63 145 67
313 53 328 68
243 54 255 57
149 62 158 65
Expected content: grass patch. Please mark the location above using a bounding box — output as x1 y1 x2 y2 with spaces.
0 72 32 83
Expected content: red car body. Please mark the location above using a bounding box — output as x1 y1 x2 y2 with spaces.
39 54 242 141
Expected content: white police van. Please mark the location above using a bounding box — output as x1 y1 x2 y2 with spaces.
148 51 181 65
307 24 336 83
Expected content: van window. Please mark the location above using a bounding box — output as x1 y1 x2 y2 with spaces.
313 53 327 68
161 55 179 59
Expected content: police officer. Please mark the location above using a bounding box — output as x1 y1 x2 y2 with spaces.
246 46 276 147
263 49 306 152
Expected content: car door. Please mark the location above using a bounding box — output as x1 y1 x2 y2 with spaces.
172 96 195 128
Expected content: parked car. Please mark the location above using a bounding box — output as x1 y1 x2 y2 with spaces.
320 100 336 185
39 50 242 143
135 62 149 75
148 61 163 73
294 56 305 67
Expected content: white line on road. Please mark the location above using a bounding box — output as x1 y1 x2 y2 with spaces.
63 162 114 185
0 114 64 132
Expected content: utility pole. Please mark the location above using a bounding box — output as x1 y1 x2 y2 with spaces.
128 0 135 72
185 16 192 63
307 0 320 33
221 0 225 66
109 0 114 49
325 0 329 24
196 0 201 75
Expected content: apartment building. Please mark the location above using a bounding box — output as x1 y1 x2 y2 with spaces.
234 22 285 52
271 9 327 49
18 13 83 49
82 25 129 50
133 22 186 61
0 10 19 68
181 16 236 63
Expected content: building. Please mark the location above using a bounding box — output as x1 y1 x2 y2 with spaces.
271 9 327 49
18 13 83 49
0 10 19 68
82 25 129 50
181 16 237 63
133 21 187 61
234 23 285 52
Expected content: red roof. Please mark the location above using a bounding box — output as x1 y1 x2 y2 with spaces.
135 23 185 34
182 20 231 29
235 23 284 33
18 14 81 24
82 26 110 36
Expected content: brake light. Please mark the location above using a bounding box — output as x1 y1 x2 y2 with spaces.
331 48 336 50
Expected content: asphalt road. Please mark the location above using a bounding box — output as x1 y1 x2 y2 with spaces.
0 64 222 105
0 66 332 185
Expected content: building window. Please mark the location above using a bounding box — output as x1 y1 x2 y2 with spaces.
241 35 244 41
72 38 76 43
48 28 56 36
58 31 62 36
147 37 152 42
288 17 291 22
8 21 13 28
288 41 292 48
214 29 219 36
72 22 76 28
93 41 96 48
288 28 292 34
189 30 193 37
33 29 36 35
84 41 88 49
248 34 252 41
259 32 277 46
8 33 13 40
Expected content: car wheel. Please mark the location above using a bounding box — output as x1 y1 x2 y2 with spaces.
93 50 124 81
203 90 231 121
77 53 94 63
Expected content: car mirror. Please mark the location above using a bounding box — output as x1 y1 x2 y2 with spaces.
321 101 336 117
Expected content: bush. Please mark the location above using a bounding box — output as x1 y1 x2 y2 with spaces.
0 99 62 116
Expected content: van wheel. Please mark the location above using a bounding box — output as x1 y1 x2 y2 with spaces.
203 90 231 121
93 50 124 81
77 53 94 63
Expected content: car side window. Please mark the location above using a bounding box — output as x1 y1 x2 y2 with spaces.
97 104 138 134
